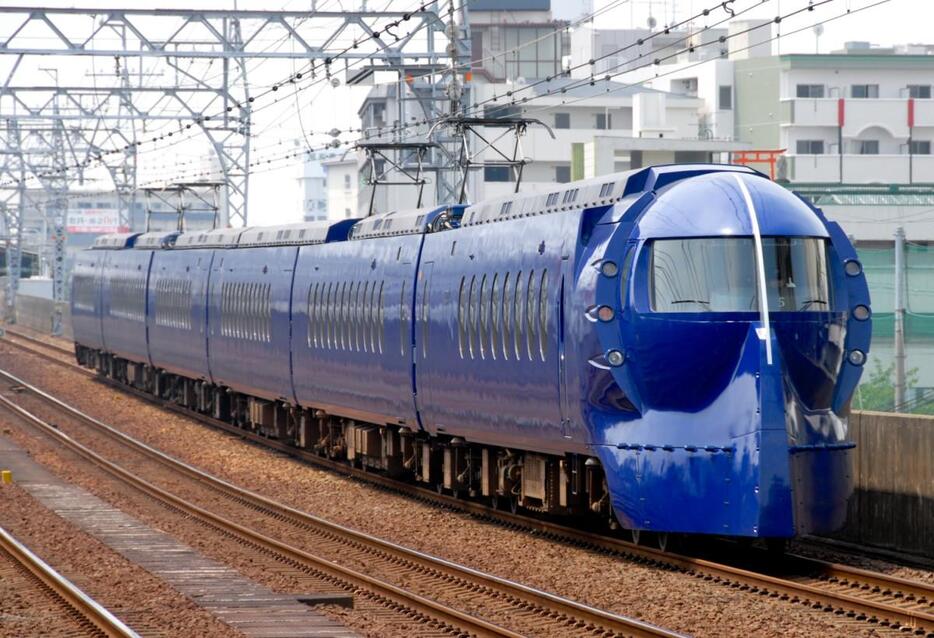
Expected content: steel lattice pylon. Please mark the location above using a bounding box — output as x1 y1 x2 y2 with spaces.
0 4 466 328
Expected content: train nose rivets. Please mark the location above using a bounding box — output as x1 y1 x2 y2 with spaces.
597 305 615 322
848 350 867 366
606 350 625 367
852 305 871 321
844 260 863 277
600 261 618 277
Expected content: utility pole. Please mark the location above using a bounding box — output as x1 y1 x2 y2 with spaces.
894 226 906 411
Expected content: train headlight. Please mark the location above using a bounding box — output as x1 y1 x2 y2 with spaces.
601 260 618 277
848 349 866 366
597 305 615 322
606 349 625 366
852 305 871 321
844 260 862 277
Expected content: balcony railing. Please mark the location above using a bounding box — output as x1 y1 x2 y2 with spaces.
784 153 934 184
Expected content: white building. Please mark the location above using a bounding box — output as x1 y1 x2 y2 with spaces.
298 150 340 222
322 156 359 220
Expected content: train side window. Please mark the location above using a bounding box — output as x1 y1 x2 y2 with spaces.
490 273 500 361
526 270 537 361
513 270 524 360
400 280 408 357
502 272 512 361
378 280 385 354
370 280 378 354
468 275 477 359
324 282 332 349
307 283 316 347
457 276 466 359
479 274 488 360
357 280 365 352
421 277 429 359
539 270 548 361
348 281 356 351
361 281 369 353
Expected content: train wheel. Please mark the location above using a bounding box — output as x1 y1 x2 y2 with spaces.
657 533 670 552
509 497 519 514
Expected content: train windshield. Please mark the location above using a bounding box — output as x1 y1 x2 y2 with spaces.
650 237 830 313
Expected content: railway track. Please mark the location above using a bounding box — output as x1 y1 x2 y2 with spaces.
0 361 679 637
0 524 139 637
3 328 934 637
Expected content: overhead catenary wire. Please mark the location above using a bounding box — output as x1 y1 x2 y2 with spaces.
145 0 873 184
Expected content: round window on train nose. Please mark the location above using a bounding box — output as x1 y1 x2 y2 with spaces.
852 305 871 321
848 349 867 366
844 260 862 277
601 261 618 277
597 305 615 322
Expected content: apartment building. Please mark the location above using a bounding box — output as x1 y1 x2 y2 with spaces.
734 50 934 190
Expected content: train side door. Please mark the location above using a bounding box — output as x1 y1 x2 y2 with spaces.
558 251 572 439
413 261 434 426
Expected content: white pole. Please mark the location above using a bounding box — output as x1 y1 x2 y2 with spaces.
894 226 906 411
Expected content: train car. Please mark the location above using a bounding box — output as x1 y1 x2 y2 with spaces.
72 233 139 369
72 164 871 544
146 228 226 403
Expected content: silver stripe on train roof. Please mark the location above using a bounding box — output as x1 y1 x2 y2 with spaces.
349 206 438 240
91 233 139 249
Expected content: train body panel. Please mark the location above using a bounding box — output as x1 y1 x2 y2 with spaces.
147 248 214 382
415 212 577 454
290 233 422 427
206 245 297 403
99 247 153 365
71 248 107 352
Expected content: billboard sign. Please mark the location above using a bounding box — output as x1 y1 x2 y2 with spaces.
66 208 129 234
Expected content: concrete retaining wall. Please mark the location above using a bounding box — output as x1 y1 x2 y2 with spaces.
837 410 934 556
0 292 73 340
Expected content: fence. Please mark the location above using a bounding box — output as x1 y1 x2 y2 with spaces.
837 410 934 557
856 242 934 412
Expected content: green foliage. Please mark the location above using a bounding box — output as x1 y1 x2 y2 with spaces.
854 360 933 414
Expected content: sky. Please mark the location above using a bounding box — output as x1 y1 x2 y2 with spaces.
0 0 926 227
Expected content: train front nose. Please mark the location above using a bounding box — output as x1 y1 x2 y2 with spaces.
590 180 865 537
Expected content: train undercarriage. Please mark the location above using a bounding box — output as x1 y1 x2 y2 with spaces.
77 345 617 528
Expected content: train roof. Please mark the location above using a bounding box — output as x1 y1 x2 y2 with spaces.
349 206 450 240
174 227 246 249
237 220 358 247
460 164 762 228
91 233 140 250
134 231 181 250
172 219 359 250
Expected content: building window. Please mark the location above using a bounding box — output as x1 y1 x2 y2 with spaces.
555 165 571 183
851 84 879 99
857 140 879 155
554 112 570 129
796 140 825 155
483 104 521 120
910 140 932 154
595 112 612 130
484 166 512 182
908 85 932 99
345 208 352 218
718 85 732 110
343 174 351 190
796 84 825 98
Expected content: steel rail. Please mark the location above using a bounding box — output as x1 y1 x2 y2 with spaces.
0 525 140 638
0 367 680 638
2 331 933 636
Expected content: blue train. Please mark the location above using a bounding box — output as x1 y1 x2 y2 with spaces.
71 164 871 544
